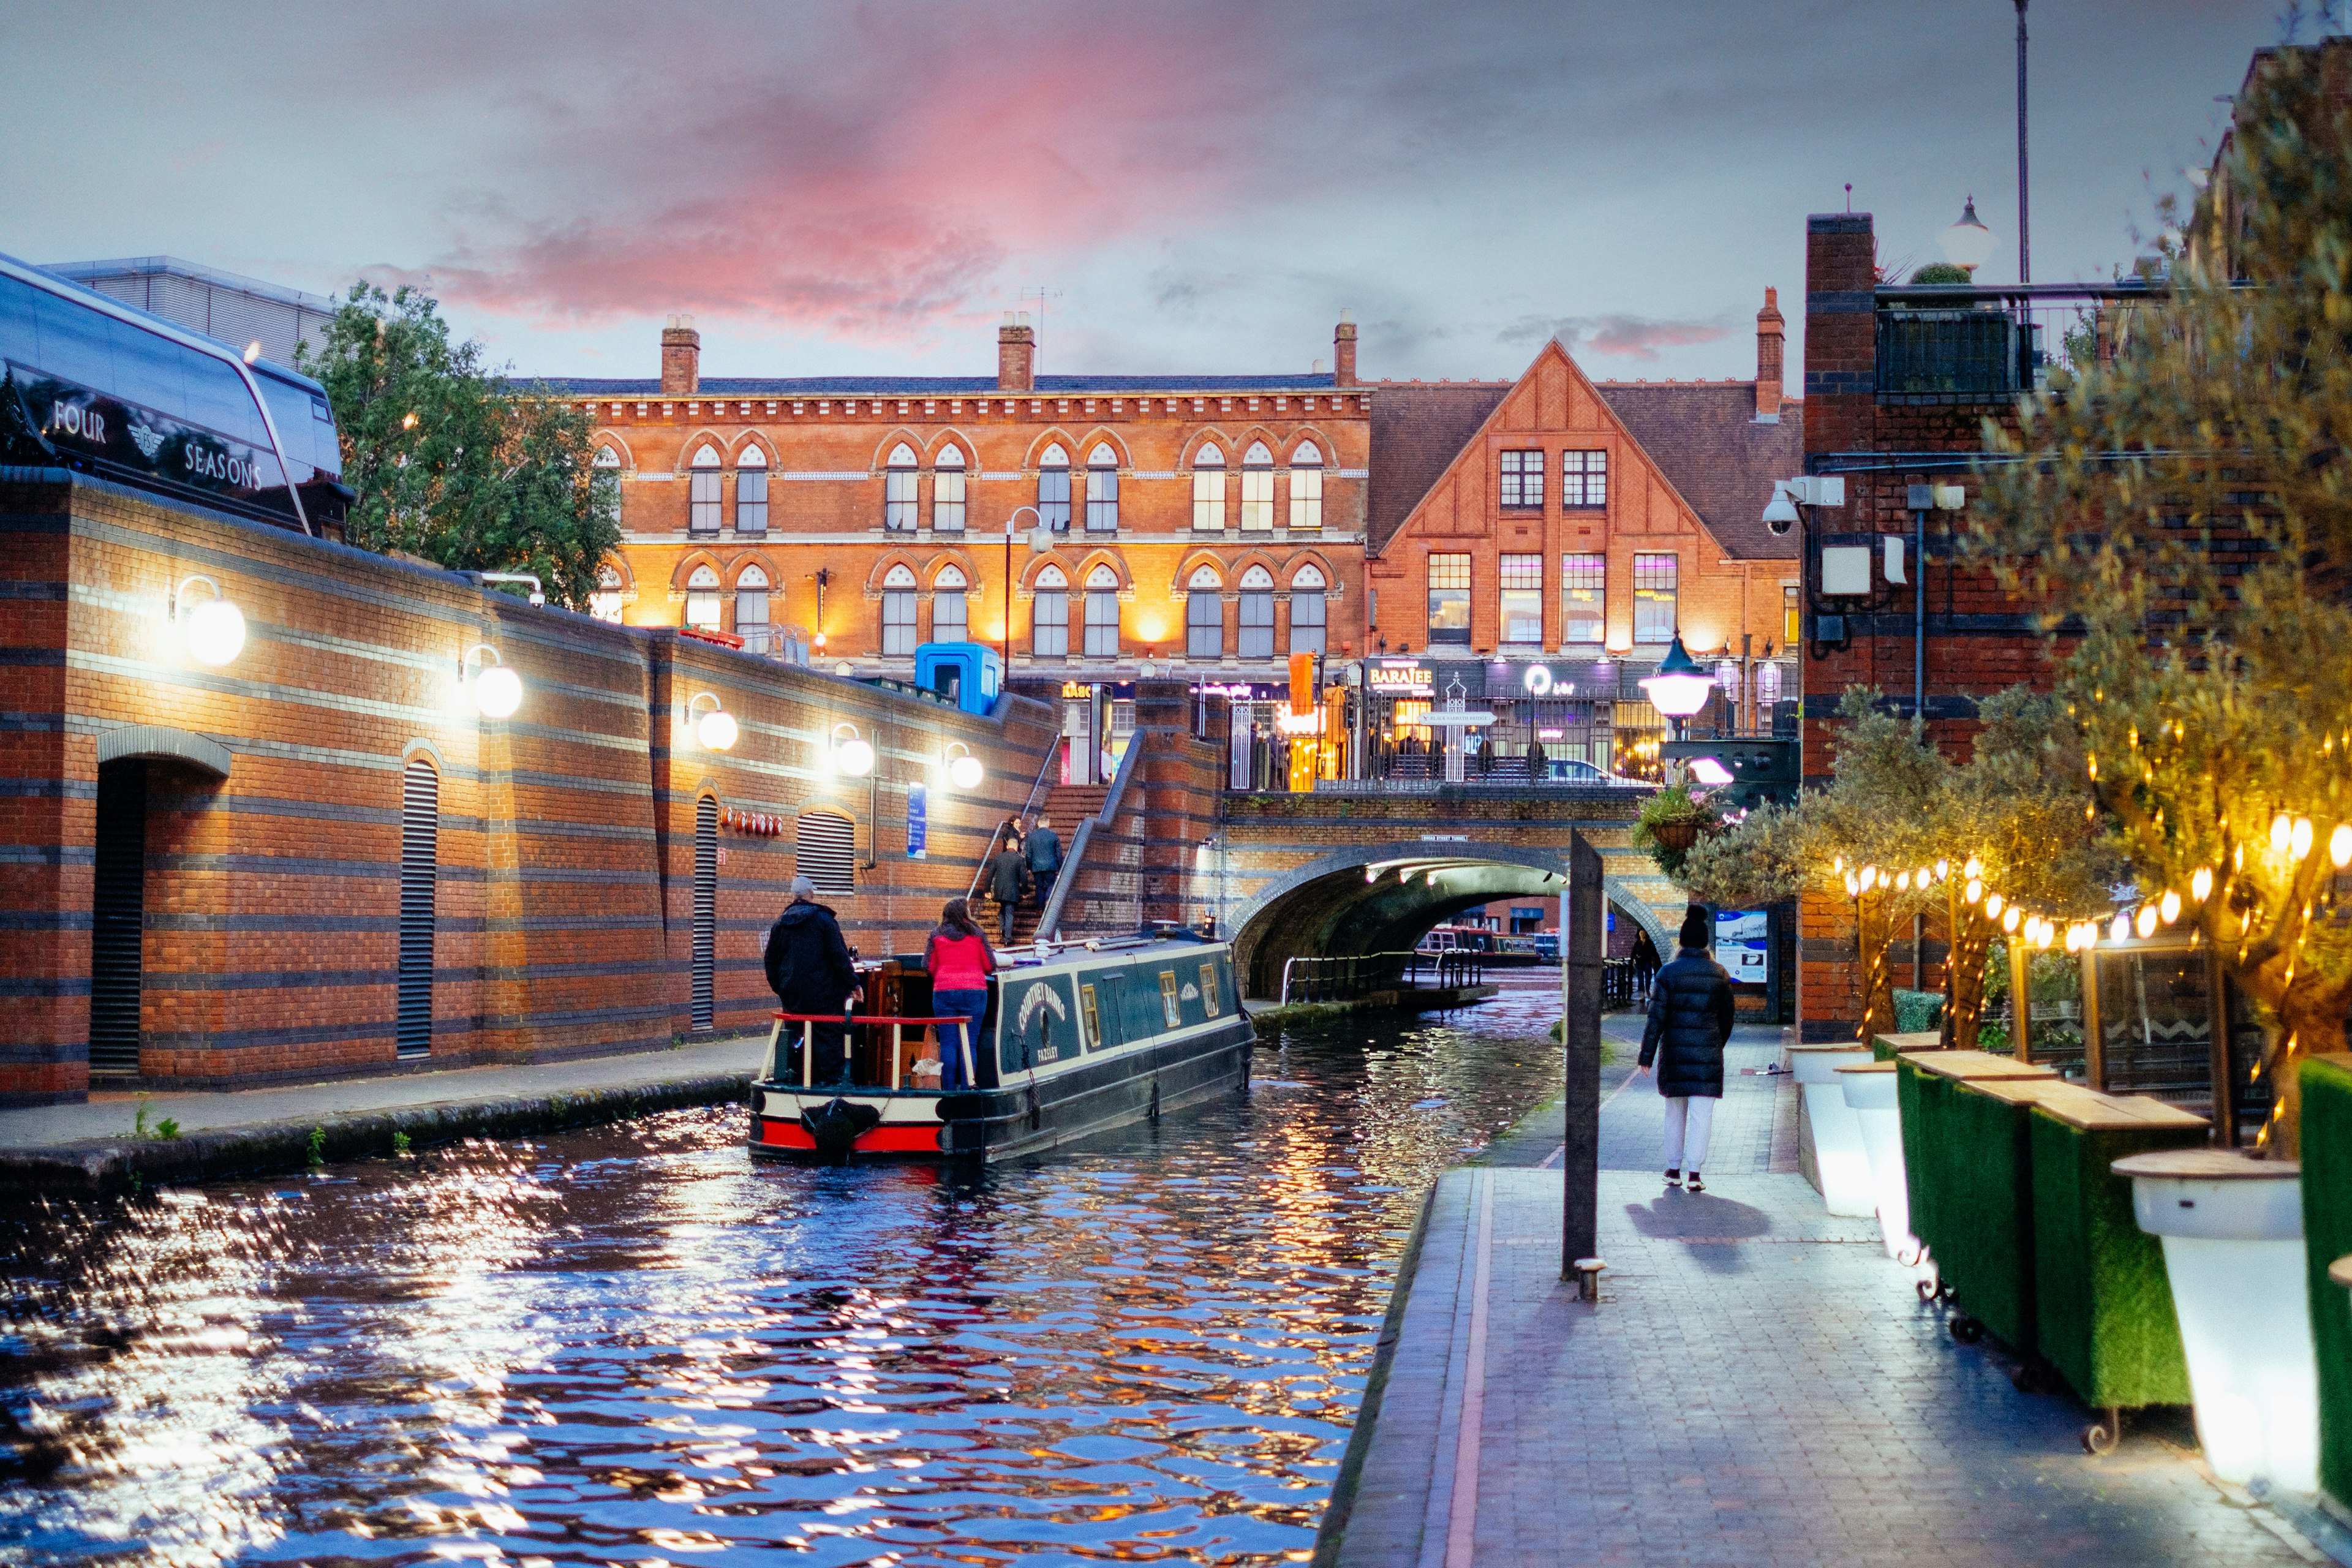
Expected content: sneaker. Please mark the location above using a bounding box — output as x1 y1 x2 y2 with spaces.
1684 1172 1705 1193
1663 1169 1681 1188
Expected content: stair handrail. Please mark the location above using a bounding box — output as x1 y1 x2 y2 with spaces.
1035 735 1144 941
967 734 1065 906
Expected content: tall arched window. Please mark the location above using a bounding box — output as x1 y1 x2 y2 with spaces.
1032 564 1069 657
933 444 966 532
883 564 919 655
592 443 623 529
1240 441 1275 530
1289 439 1324 530
1290 563 1327 655
735 445 768 534
1238 565 1276 659
1037 442 1071 532
1186 564 1224 658
590 563 627 624
398 758 439 1060
933 564 969 643
884 442 919 530
684 564 723 628
1084 565 1121 658
688 442 723 534
736 565 771 651
1192 444 1226 531
1085 443 1120 532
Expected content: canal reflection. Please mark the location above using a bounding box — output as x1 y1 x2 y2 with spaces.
2 989 1562 1567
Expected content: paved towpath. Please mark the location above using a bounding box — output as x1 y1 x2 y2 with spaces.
1321 1023 2328 1567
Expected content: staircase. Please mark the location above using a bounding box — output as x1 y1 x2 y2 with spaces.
990 780 1109 945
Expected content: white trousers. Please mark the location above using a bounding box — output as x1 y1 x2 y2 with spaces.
1662 1095 1716 1172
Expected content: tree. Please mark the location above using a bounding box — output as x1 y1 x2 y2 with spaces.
1972 45 2352 1156
298 284 619 610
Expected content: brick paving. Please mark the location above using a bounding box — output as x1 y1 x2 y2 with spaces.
1324 1022 2324 1567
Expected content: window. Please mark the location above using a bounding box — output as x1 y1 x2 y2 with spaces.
884 442 919 530
688 442 723 533
1562 449 1608 508
1634 552 1678 643
934 564 968 643
1290 564 1327 654
735 445 768 533
1186 565 1223 658
1240 440 1274 530
684 564 722 628
1192 444 1226 530
796 809 856 895
1158 969 1183 1028
590 564 627 625
398 758 437 1059
1032 564 1069 657
1499 554 1543 646
933 445 965 532
1562 553 1605 644
1238 565 1275 658
1428 553 1471 643
1784 582 1801 647
1038 442 1071 532
735 565 770 638
1199 962 1223 1017
1085 443 1119 532
882 564 918 655
592 443 622 529
1289 440 1323 529
1084 564 1120 657
1500 449 1545 509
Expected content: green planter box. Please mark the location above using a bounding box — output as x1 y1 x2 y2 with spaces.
1895 1049 2054 1284
1941 1078 2103 1355
2302 1054 2352 1506
2030 1094 2206 1409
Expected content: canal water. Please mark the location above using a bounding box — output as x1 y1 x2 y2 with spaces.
0 982 1564 1568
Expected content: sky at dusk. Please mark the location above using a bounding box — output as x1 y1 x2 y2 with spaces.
2 2 2289 388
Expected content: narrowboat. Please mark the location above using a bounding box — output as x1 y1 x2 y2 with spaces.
748 932 1254 1163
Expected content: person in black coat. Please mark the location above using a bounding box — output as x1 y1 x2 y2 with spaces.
764 875 862 1086
1630 927 1662 997
1637 905 1735 1192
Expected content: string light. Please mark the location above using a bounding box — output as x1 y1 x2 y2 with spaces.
1964 855 1983 881
2136 905 2159 938
2334 824 2352 869
2111 912 2132 944
1966 878 1984 904
2193 866 2215 902
1936 859 1950 880
1985 892 2005 919
2160 889 2181 924
2271 813 2292 856
2292 816 2315 861
2002 907 2021 933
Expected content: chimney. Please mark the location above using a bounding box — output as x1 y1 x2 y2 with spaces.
1333 310 1357 386
1754 287 1785 422
998 311 1035 392
660 314 700 397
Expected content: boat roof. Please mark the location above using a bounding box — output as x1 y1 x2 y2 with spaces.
1001 933 1226 971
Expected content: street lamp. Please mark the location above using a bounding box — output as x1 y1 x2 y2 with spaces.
1640 633 1714 738
687 691 738 750
462 644 523 718
172 574 246 666
831 721 875 777
1002 505 1054 669
943 741 984 791
1939 196 1999 276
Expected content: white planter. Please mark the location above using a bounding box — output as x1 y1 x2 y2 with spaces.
1838 1061 1917 1260
2116 1148 2315 1493
1790 1044 1876 1217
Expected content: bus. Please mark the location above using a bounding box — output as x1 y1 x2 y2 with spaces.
0 251 349 534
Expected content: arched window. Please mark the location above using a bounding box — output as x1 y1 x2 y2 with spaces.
592 443 623 528
1238 565 1276 659
684 564 722 628
1084 565 1121 658
1037 442 1071 532
1186 564 1224 658
884 442 919 531
933 444 966 533
1240 441 1275 531
1289 439 1324 530
1085 443 1119 532
736 565 771 649
735 444 768 534
796 809 856 895
1192 444 1226 531
590 562 627 625
1033 564 1069 657
933 564 969 644
398 758 439 1059
883 563 919 655
688 442 723 535
1290 563 1327 655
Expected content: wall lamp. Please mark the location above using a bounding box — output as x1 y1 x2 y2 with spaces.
173 575 246 667
688 692 739 751
832 722 874 777
942 740 984 791
462 644 522 718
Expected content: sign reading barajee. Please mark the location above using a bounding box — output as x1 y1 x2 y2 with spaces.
1368 660 1433 697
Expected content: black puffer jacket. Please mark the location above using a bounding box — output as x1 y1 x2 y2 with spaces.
764 899 858 1012
1638 948 1736 1098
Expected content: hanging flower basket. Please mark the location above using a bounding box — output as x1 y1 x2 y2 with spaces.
1653 820 1702 853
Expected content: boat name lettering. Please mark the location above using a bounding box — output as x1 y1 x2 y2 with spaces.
1017 981 1067 1031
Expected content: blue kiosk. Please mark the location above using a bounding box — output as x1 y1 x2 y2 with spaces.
913 643 1002 716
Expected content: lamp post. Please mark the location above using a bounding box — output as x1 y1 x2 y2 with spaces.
1938 197 1999 277
1639 632 1714 742
1001 505 1050 671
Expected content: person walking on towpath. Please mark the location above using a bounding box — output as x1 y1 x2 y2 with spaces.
1024 813 1063 924
764 875 862 1087
923 898 996 1092
1636 905 1735 1193
986 836 1031 945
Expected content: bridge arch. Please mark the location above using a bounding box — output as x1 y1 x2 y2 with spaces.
1228 840 1677 998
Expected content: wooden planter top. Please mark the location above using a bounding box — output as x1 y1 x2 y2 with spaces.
1907 1049 2058 1082
1873 1031 1944 1054
2040 1095 2211 1134
1968 1077 2103 1109
1834 1060 1898 1075
2330 1255 2352 1292
2110 1144 2287 1176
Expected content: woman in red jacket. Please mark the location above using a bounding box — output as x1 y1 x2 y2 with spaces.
925 899 996 1091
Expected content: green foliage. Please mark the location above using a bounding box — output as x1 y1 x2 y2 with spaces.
299 284 619 609
154 1117 179 1140
1908 262 1973 285
305 1125 327 1169
1893 989 1945 1033
391 1129 412 1156
132 1099 151 1140
1631 782 1720 878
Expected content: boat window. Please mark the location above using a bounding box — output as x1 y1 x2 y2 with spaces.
1079 983 1102 1049
1199 963 1222 1018
1159 970 1182 1028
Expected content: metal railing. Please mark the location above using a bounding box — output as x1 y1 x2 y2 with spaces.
1276 948 1489 1005
965 739 1065 907
1035 736 1144 941
1602 957 1637 1011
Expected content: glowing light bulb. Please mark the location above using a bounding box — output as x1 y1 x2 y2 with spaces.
2292 816 2315 861
2271 813 2293 856
183 597 246 666
2035 922 2055 951
2192 866 2214 902
2334 824 2352 869
2160 889 2181 924
1964 855 1983 881
2111 912 2132 944
1844 872 1860 897
698 709 739 751
2002 907 2021 933
1936 859 1950 881
834 737 873 775
1985 892 2005 918
1860 865 1878 891
1896 870 1912 891
948 753 985 790
471 662 521 718
1966 878 1984 905
2136 905 2159 938
2064 924 2081 953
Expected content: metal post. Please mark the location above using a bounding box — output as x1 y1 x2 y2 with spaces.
1561 832 1604 1278
2206 945 2236 1148
2081 948 2105 1091
2015 0 2031 284
2010 938 2033 1064
802 1020 815 1088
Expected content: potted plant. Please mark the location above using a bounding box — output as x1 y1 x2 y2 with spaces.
1632 782 1717 878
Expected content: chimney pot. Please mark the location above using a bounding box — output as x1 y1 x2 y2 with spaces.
1754 285 1785 422
660 314 702 397
1333 314 1359 386
998 314 1036 392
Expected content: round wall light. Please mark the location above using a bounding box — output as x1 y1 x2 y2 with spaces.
943 741 984 791
174 575 246 666
688 692 739 751
832 722 874 777
462 644 522 718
